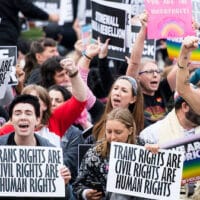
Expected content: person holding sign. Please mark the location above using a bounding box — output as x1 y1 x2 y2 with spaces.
0 94 71 199
0 0 59 46
73 107 151 200
176 36 200 114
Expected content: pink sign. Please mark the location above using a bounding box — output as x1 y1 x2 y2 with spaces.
144 0 195 39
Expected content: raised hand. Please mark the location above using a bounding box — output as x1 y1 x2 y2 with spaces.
131 10 148 27
85 42 101 60
98 37 110 59
139 10 148 27
181 36 199 54
74 39 84 55
60 58 78 77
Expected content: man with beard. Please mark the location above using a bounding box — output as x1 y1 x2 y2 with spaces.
139 93 200 146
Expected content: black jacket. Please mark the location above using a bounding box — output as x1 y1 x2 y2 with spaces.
0 0 49 45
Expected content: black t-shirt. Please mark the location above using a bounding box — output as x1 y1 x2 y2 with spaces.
143 79 173 127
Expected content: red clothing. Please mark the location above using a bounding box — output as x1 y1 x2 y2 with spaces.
0 124 14 135
48 96 86 137
0 96 86 137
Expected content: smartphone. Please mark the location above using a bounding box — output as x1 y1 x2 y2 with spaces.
90 181 105 196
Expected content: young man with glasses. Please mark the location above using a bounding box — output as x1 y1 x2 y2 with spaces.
126 12 177 127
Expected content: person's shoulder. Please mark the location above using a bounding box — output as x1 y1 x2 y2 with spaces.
139 120 162 141
26 68 41 85
35 134 55 147
0 132 13 145
66 125 82 138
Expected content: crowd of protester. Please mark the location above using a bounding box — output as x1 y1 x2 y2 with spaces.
1 1 200 200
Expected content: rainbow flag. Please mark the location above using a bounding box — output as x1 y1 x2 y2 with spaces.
161 134 200 184
166 39 200 62
182 156 200 183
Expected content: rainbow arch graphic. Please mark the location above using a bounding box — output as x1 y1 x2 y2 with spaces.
158 17 185 38
161 22 185 38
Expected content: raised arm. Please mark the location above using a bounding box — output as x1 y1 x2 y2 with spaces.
77 42 100 74
176 36 200 113
126 11 147 78
76 42 101 111
166 63 178 92
60 58 87 102
98 38 114 96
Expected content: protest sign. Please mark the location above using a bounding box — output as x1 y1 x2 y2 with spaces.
104 0 145 16
127 0 145 16
107 142 184 200
144 0 195 39
91 0 126 48
33 0 73 26
192 0 200 37
0 57 14 99
166 38 200 64
0 146 65 197
91 0 131 61
107 0 146 60
85 0 92 24
0 46 18 86
80 0 144 26
81 24 93 54
78 144 92 169
161 134 200 184
59 0 73 25
192 0 200 24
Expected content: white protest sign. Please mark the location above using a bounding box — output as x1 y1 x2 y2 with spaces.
77 0 91 26
0 46 18 86
107 142 184 200
192 0 200 23
0 146 65 197
33 0 73 26
0 57 14 99
59 0 73 25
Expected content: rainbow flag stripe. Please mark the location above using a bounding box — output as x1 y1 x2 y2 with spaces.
166 39 200 62
183 158 200 180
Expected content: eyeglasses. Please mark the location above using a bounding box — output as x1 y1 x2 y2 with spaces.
138 69 161 75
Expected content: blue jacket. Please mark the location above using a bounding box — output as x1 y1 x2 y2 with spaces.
61 125 84 184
